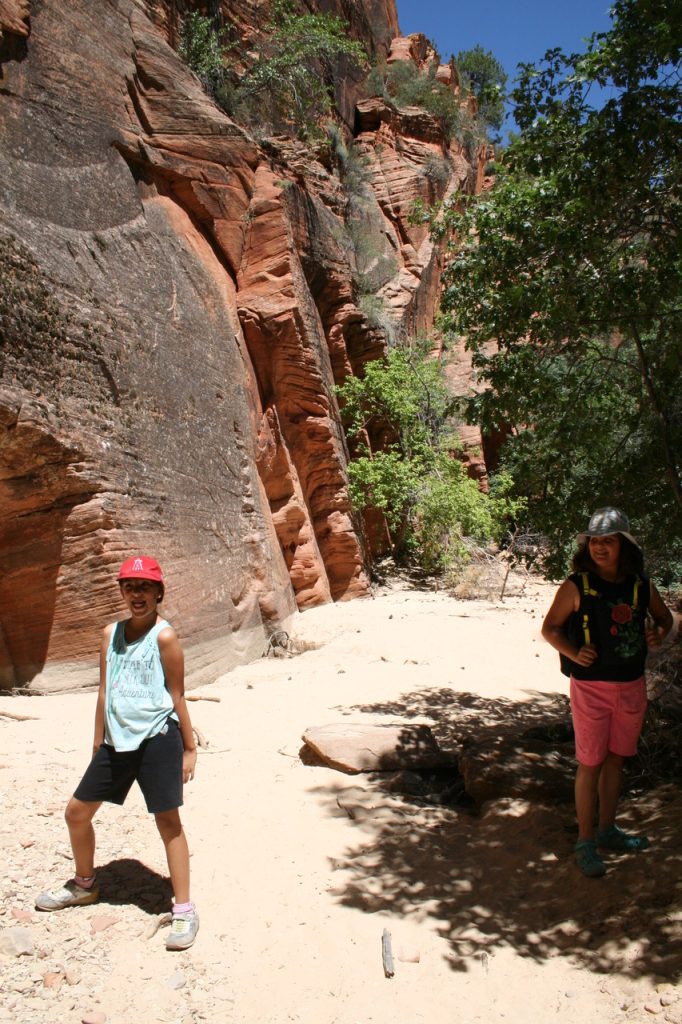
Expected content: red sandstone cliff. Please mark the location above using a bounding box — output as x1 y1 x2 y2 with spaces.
0 0 484 690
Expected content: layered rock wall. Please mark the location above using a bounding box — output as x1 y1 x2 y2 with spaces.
0 0 483 690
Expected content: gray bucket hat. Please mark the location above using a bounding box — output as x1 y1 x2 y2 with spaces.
576 507 640 549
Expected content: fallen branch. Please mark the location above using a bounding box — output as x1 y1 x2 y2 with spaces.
186 694 221 703
10 685 98 696
0 710 39 721
382 929 395 978
192 725 209 749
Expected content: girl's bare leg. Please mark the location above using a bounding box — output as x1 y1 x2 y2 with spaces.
155 809 190 904
65 797 101 877
575 762 601 840
597 751 625 830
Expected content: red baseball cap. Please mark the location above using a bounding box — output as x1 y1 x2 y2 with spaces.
117 555 164 584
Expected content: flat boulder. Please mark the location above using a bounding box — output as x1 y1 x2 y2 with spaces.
301 723 447 774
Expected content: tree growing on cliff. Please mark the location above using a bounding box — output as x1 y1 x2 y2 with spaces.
438 0 682 577
238 1 366 139
455 45 507 136
178 10 227 90
177 3 365 140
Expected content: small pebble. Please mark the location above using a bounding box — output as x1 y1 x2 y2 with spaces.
10 908 32 923
90 914 118 934
167 970 187 990
0 926 34 957
81 1011 107 1024
396 947 421 963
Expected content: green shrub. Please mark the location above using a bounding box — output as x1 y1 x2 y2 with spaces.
347 449 420 534
338 348 514 567
357 294 395 340
177 2 366 142
178 12 227 85
237 0 366 141
414 457 495 571
368 59 464 142
422 154 451 189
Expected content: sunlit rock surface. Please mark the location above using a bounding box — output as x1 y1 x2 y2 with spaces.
0 4 484 690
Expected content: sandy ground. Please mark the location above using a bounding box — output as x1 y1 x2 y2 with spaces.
1 577 681 1024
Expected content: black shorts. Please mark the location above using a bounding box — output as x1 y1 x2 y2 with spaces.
73 720 183 814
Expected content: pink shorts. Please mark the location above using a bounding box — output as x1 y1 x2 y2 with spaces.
570 676 647 766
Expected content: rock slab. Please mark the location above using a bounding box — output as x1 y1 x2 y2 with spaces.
301 722 446 774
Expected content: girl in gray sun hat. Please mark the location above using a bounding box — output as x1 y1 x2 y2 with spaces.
542 508 673 878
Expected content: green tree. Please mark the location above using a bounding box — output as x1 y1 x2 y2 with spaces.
177 3 366 140
438 0 682 577
455 45 508 134
337 349 515 568
178 10 227 89
238 1 366 139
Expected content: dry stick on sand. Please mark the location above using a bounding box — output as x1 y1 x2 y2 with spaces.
192 725 209 749
0 710 39 722
382 929 395 979
185 694 221 703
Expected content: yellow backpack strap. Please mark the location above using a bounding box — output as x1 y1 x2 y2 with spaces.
579 573 592 645
582 614 591 647
632 575 640 610
581 572 600 597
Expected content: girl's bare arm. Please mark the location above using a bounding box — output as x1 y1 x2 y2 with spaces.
158 627 197 782
93 624 114 755
646 582 674 648
541 579 598 666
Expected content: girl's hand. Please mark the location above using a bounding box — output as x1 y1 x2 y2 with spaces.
646 626 663 649
575 643 598 666
182 748 197 783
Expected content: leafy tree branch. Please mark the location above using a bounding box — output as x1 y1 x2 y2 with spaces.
436 0 682 577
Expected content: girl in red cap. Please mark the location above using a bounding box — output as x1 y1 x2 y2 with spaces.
542 509 673 878
36 556 199 950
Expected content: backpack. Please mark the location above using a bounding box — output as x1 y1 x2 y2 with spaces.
559 572 646 677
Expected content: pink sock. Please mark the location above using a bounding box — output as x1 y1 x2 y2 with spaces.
172 901 193 915
75 874 96 889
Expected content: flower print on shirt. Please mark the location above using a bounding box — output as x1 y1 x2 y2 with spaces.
608 601 644 659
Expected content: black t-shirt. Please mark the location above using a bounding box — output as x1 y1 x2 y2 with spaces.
560 571 650 681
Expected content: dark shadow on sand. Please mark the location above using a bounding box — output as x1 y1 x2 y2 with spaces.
93 858 172 914
313 686 682 981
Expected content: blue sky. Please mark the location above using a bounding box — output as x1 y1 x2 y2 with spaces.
395 0 615 92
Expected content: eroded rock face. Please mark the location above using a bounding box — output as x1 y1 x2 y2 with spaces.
0 0 30 37
0 1 301 689
0 6 483 690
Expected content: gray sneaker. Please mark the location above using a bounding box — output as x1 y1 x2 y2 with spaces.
35 878 99 911
166 909 199 950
